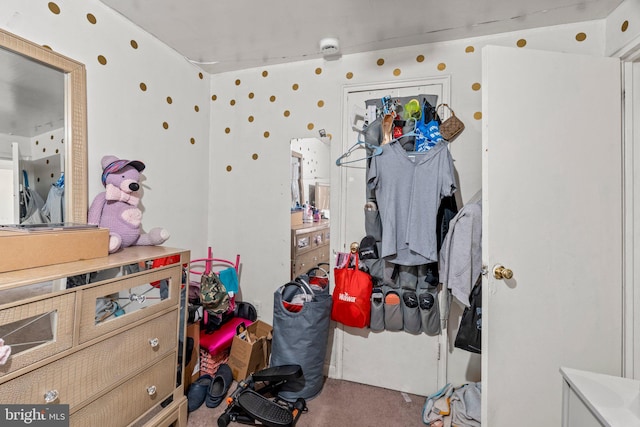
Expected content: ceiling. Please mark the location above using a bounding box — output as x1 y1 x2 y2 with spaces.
99 0 623 74
0 47 64 138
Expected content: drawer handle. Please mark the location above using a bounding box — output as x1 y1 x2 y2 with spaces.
147 385 157 396
129 293 146 304
148 338 160 348
44 389 59 403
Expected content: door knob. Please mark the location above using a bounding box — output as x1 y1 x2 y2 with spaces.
493 265 513 280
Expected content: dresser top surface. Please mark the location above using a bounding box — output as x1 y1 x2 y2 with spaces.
0 246 189 288
291 220 329 234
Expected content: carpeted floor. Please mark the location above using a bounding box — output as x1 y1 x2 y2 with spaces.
186 377 426 427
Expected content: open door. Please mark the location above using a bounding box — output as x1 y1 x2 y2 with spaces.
482 46 622 426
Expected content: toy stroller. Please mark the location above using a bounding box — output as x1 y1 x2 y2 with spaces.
217 364 307 427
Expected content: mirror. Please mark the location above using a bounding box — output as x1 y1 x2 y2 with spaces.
289 137 331 279
290 137 331 217
0 28 87 224
0 311 56 357
95 277 170 325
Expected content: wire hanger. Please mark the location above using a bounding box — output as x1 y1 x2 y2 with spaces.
336 104 384 166
335 133 383 166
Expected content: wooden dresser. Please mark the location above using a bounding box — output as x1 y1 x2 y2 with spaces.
291 220 330 278
0 246 189 427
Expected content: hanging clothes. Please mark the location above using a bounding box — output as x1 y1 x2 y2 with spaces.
42 184 64 223
367 141 457 266
20 187 46 224
438 198 482 307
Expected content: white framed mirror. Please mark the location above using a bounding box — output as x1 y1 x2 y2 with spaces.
0 28 87 224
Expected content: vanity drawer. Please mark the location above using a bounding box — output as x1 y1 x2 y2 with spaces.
0 293 74 377
294 232 313 254
70 353 176 427
79 266 181 343
0 310 178 409
292 249 322 278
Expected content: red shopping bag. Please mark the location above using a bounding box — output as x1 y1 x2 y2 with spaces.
331 252 372 328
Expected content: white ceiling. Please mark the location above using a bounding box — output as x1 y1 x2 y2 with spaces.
0 47 64 138
99 0 623 74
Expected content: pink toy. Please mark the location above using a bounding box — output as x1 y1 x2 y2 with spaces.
88 155 170 253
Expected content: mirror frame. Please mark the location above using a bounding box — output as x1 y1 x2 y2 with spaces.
0 28 87 223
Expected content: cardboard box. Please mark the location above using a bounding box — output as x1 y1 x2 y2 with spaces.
227 320 273 381
291 211 303 227
0 227 109 273
183 321 200 391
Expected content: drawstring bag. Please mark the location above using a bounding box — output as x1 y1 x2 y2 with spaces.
331 252 373 328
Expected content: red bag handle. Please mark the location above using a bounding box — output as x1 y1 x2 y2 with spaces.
349 252 359 270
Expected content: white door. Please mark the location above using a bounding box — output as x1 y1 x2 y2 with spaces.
333 78 448 395
482 46 622 426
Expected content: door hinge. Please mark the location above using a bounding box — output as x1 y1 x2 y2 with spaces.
481 265 489 276
436 342 441 361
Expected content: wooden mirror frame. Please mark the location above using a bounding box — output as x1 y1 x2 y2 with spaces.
0 28 87 223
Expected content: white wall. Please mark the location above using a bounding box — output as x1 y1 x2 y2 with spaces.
5 0 640 392
0 0 211 255
209 20 608 386
605 0 640 57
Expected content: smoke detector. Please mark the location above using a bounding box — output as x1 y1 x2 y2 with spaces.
319 37 340 56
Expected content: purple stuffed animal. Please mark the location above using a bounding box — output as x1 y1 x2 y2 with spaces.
88 155 169 253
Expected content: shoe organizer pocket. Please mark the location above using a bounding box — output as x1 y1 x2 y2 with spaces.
369 287 385 332
382 261 400 288
417 262 439 287
362 258 384 285
383 289 403 331
401 289 421 334
398 266 418 290
419 286 440 336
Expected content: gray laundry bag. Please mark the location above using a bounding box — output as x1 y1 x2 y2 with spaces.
271 276 332 401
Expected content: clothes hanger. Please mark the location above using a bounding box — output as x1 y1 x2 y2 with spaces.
335 128 383 166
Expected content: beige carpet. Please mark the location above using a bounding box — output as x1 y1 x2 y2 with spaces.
187 377 426 427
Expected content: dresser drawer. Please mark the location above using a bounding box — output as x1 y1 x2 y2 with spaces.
79 266 181 343
293 249 322 278
0 293 74 378
294 232 313 254
70 354 176 427
0 310 178 409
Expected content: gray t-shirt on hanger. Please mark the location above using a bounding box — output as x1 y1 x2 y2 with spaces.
367 141 456 266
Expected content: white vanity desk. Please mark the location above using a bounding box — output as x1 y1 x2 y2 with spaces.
560 366 640 426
